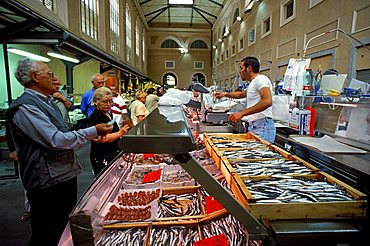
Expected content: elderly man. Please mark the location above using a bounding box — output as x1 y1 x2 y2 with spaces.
80 73 105 118
52 75 74 129
6 59 113 246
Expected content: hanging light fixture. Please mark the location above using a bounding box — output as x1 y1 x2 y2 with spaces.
7 48 50 62
47 51 80 63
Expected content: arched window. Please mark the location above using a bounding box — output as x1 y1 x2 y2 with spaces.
190 40 208 49
126 3 131 62
192 73 206 85
233 8 239 24
161 39 180 48
163 72 177 87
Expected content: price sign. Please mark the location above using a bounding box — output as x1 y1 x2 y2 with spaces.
205 196 224 214
194 234 228 246
141 169 162 183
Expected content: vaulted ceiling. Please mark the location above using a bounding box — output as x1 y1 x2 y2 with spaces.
136 0 225 28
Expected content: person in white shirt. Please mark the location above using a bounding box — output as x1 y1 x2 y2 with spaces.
145 87 159 112
214 56 276 142
109 85 128 127
129 91 149 126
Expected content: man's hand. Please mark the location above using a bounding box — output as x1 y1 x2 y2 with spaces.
9 151 18 161
53 92 66 102
213 91 224 99
228 111 245 122
95 123 113 136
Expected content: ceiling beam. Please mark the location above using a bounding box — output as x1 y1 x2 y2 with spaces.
207 0 223 8
139 0 153 5
145 5 168 17
190 4 194 27
168 5 171 26
0 20 38 43
147 6 169 24
193 6 217 19
193 7 212 26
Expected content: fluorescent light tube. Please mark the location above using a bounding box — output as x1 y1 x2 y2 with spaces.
47 52 80 63
169 0 193 4
7 48 50 62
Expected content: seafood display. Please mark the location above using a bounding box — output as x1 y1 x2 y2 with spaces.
221 149 282 159
203 133 366 220
213 140 267 149
117 189 161 206
124 165 162 186
190 148 221 176
202 214 249 246
244 177 354 203
162 164 194 186
96 228 147 246
158 193 202 218
149 226 200 245
230 159 314 177
104 205 153 221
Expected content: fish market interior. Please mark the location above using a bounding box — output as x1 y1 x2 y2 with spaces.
0 0 369 245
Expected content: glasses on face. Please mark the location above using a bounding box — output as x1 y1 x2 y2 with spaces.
99 99 112 105
94 80 105 85
37 70 54 78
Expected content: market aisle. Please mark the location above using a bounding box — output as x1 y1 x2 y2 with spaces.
0 143 95 246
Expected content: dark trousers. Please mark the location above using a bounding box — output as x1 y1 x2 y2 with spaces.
90 150 119 177
27 177 77 246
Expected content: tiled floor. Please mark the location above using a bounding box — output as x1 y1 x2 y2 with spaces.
0 143 94 245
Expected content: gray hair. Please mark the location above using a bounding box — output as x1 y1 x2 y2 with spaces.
91 73 103 82
14 58 40 86
93 87 112 103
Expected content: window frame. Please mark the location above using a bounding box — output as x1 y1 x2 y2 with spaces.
261 13 272 39
280 0 296 27
239 37 244 52
194 61 204 70
309 0 324 9
248 25 256 46
231 43 236 57
80 0 98 40
110 0 119 53
165 60 175 69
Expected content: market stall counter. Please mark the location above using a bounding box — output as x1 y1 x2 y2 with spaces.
67 106 268 245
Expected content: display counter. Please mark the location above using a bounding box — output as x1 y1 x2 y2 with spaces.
67 106 367 245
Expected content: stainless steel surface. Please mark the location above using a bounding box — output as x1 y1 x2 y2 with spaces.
119 106 197 154
177 153 268 240
199 124 233 133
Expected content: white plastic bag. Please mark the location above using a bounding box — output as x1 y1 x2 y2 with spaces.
158 88 193 106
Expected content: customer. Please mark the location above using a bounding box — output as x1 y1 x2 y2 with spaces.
52 75 74 129
6 58 113 246
89 87 130 176
109 84 128 127
80 73 105 118
214 56 276 142
129 90 149 126
145 87 159 112
156 86 165 97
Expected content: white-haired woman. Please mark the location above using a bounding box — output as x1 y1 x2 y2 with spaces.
129 90 149 126
88 87 129 176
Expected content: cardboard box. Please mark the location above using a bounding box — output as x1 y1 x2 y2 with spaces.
289 108 311 135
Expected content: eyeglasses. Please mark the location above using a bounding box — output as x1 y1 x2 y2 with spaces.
99 99 112 105
36 70 54 78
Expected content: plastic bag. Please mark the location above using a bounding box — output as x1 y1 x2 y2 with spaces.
158 88 193 106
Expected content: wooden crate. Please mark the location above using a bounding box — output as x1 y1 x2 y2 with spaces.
233 172 367 220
